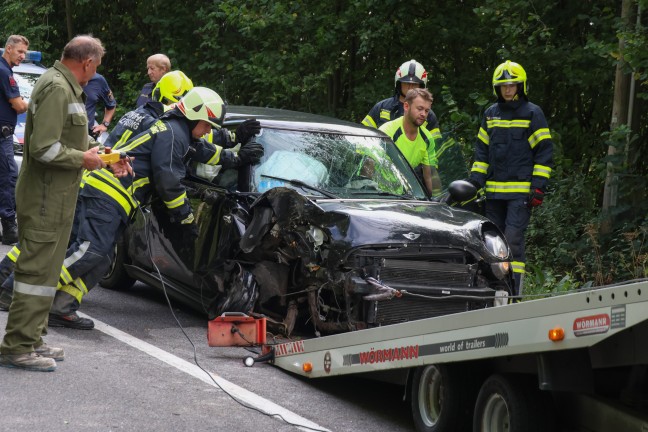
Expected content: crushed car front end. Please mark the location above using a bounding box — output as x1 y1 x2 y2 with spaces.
237 186 512 335
107 106 513 336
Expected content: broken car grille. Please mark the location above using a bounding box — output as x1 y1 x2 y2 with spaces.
347 247 494 326
379 258 474 287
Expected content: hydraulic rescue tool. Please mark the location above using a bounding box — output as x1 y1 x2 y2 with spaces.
98 147 126 165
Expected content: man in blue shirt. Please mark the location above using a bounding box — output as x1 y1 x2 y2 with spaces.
0 35 29 245
84 72 116 137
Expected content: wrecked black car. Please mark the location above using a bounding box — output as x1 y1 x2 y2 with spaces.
101 107 513 335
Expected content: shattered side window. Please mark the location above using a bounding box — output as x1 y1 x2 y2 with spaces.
251 128 427 200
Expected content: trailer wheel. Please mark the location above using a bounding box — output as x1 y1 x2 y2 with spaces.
473 374 554 432
411 364 473 432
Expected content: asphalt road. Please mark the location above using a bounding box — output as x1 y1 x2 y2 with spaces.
0 244 416 432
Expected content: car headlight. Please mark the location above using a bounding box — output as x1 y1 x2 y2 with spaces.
483 231 510 279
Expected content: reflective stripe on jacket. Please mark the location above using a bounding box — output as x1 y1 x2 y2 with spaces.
101 113 219 221
104 101 164 149
470 99 553 199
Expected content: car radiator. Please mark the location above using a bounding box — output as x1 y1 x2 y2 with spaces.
347 249 495 326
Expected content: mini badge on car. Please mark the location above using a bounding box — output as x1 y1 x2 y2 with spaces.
403 232 420 240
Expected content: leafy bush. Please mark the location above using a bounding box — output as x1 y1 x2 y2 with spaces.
526 124 648 288
523 263 591 298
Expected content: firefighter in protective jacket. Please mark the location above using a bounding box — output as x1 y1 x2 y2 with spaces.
46 87 263 328
469 60 553 297
0 79 260 324
0 70 195 314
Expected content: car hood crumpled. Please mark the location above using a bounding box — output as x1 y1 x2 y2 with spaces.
314 199 488 250
240 187 495 262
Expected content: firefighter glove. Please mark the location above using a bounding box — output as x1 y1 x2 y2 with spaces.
219 143 264 169
236 142 264 166
235 119 262 145
214 128 237 149
464 178 485 201
180 213 195 225
169 208 193 225
466 177 483 190
527 188 544 208
181 218 199 240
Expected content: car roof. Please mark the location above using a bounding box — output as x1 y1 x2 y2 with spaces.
13 62 47 75
225 105 386 138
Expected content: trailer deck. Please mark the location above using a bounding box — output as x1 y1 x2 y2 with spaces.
269 279 648 379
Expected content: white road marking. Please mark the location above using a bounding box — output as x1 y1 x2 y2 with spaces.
79 312 329 432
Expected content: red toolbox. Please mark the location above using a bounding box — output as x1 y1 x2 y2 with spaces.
207 313 267 347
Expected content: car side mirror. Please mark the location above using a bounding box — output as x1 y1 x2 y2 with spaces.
448 180 477 202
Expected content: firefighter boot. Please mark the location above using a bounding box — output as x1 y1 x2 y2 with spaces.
1 218 17 245
48 312 94 330
511 272 524 302
49 284 94 330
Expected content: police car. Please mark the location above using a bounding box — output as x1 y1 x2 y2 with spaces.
0 49 47 163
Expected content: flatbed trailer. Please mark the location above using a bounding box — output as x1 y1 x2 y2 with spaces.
253 279 648 431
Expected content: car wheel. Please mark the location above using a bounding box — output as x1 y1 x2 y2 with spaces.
100 233 135 290
472 374 554 432
411 364 474 432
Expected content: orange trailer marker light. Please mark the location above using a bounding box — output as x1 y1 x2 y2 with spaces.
303 362 313 373
548 327 565 341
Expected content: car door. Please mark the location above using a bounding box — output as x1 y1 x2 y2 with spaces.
126 170 249 304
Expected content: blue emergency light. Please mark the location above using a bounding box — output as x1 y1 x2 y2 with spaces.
24 50 42 63
0 49 42 63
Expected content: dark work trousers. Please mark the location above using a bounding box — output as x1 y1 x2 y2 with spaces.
0 136 17 219
50 196 125 316
485 198 531 297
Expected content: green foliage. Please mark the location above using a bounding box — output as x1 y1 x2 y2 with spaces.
524 264 590 298
1 0 646 288
526 172 599 272
0 0 57 50
527 125 648 286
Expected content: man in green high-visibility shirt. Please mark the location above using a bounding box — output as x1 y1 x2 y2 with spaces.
379 88 441 196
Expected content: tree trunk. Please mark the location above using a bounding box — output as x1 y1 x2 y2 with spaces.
601 0 633 233
65 0 74 40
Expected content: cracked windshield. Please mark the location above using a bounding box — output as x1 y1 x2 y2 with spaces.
251 128 468 200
